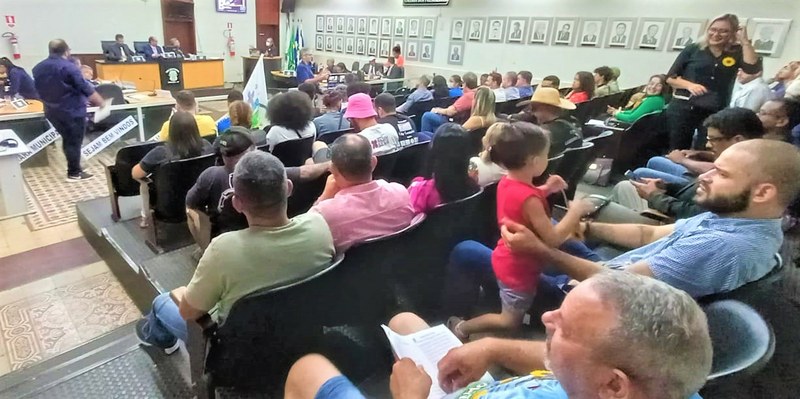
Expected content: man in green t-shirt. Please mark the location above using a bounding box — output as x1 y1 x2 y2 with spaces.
135 151 335 354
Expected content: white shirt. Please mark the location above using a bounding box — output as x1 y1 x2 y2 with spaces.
469 156 506 187
729 78 771 112
266 121 316 151
358 123 400 156
492 88 507 103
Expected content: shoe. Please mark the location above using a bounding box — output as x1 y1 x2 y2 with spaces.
135 319 181 355
139 217 150 229
446 316 468 341
65 171 94 182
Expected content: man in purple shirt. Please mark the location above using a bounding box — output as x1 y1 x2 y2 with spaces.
33 39 104 181
310 134 415 252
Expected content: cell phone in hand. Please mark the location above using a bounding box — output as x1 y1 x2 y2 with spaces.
624 170 639 181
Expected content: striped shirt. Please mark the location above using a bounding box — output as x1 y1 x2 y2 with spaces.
606 212 783 298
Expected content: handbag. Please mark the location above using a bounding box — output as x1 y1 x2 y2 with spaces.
582 157 614 186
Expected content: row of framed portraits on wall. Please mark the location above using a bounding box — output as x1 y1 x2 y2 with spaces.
315 35 437 63
316 15 437 40
449 17 792 57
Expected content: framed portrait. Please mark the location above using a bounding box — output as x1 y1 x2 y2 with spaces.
325 36 334 52
335 36 344 53
394 18 406 37
379 39 391 58
216 0 246 14
486 17 507 42
422 18 436 39
406 40 420 61
326 16 335 33
316 16 325 33
315 34 324 51
748 18 793 57
668 19 707 51
346 37 355 54
367 38 378 57
357 17 368 35
467 18 486 42
579 19 605 47
447 42 464 65
553 18 577 46
346 17 356 34
636 18 671 51
381 17 393 36
408 18 421 38
606 18 636 49
336 16 345 34
528 18 552 45
451 18 467 41
356 38 367 55
420 41 435 63
506 18 527 43
369 17 380 36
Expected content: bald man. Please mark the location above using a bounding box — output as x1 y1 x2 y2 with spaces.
502 139 800 298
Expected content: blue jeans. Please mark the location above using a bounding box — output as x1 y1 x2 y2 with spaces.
442 236 602 317
421 112 447 134
416 130 435 142
631 156 692 186
140 292 188 346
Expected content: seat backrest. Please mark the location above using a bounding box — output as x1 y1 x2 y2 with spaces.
101 40 115 53
270 135 315 167
553 141 596 202
373 149 401 180
111 141 164 196
532 153 565 186
95 84 126 105
133 41 149 55
468 127 488 155
495 99 521 116
584 130 617 159
390 140 430 186
318 128 354 145
208 254 352 390
433 96 458 108
612 111 667 173
405 99 436 129
152 153 216 222
287 172 328 217
704 300 775 382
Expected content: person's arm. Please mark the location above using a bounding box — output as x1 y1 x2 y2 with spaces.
613 96 665 122
461 116 480 131
132 163 148 180
523 196 588 248
647 192 706 220
298 161 331 182
185 169 212 211
584 220 674 249
665 150 714 175
181 244 224 320
666 46 709 96
437 337 547 393
738 27 759 71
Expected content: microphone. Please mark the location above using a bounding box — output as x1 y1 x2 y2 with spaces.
138 77 158 96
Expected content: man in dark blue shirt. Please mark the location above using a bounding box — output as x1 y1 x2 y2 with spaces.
296 48 328 85
33 39 104 181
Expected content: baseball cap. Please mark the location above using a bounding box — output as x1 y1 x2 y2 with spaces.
369 56 376 61
216 128 255 157
344 93 377 119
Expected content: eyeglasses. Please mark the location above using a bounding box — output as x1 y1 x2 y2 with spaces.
708 28 731 35
706 136 729 143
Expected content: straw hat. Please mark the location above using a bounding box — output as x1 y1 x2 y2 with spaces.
524 87 576 110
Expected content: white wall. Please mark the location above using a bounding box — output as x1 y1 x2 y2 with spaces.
288 0 800 88
0 0 255 83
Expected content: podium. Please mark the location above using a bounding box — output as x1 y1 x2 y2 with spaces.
158 58 184 91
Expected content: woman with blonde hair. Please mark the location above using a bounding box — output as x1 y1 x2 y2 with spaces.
665 13 760 150
225 100 267 145
462 86 497 131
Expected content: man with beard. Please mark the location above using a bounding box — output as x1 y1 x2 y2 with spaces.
500 138 800 299
283 272 711 399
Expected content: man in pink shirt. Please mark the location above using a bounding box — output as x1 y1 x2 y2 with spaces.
311 134 415 252
420 72 479 134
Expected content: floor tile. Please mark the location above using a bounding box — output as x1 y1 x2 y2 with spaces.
0 354 10 376
81 261 110 278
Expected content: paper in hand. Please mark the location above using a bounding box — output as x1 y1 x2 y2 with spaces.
93 98 114 123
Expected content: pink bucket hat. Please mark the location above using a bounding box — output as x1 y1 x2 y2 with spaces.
344 93 377 119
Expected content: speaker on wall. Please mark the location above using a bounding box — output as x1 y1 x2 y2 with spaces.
281 0 296 13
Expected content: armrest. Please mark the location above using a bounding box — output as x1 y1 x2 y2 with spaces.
194 313 217 333
188 313 217 399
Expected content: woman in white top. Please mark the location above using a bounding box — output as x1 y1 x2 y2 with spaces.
468 120 506 186
265 91 318 151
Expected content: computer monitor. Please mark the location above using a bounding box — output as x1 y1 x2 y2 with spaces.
326 73 347 90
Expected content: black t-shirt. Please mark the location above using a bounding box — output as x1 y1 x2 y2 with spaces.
667 43 761 110
140 141 214 175
185 166 248 238
543 117 583 158
379 113 418 146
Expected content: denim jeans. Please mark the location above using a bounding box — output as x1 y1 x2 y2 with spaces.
421 112 447 134
140 292 188 346
630 156 692 186
442 235 602 317
416 131 435 142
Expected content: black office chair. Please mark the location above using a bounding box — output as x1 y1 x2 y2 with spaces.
105 141 163 221
702 300 775 391
287 172 329 218
133 41 149 55
318 128 354 145
95 84 127 105
100 40 115 55
610 111 668 175
550 141 596 205
467 127 489 155
373 149 401 180
269 135 315 167
390 140 430 186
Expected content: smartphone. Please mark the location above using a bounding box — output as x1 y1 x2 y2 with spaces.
624 170 639 181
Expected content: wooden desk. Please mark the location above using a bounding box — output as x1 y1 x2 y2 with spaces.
0 100 44 116
243 56 282 83
96 59 225 91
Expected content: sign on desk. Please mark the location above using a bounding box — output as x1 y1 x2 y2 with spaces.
17 128 60 163
81 115 139 160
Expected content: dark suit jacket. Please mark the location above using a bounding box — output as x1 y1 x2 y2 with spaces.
362 63 381 76
142 45 165 60
647 181 706 220
557 31 570 41
385 65 403 79
105 43 136 61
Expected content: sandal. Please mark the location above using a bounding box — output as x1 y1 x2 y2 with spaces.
446 316 468 341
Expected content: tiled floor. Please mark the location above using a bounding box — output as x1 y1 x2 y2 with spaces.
0 216 141 377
